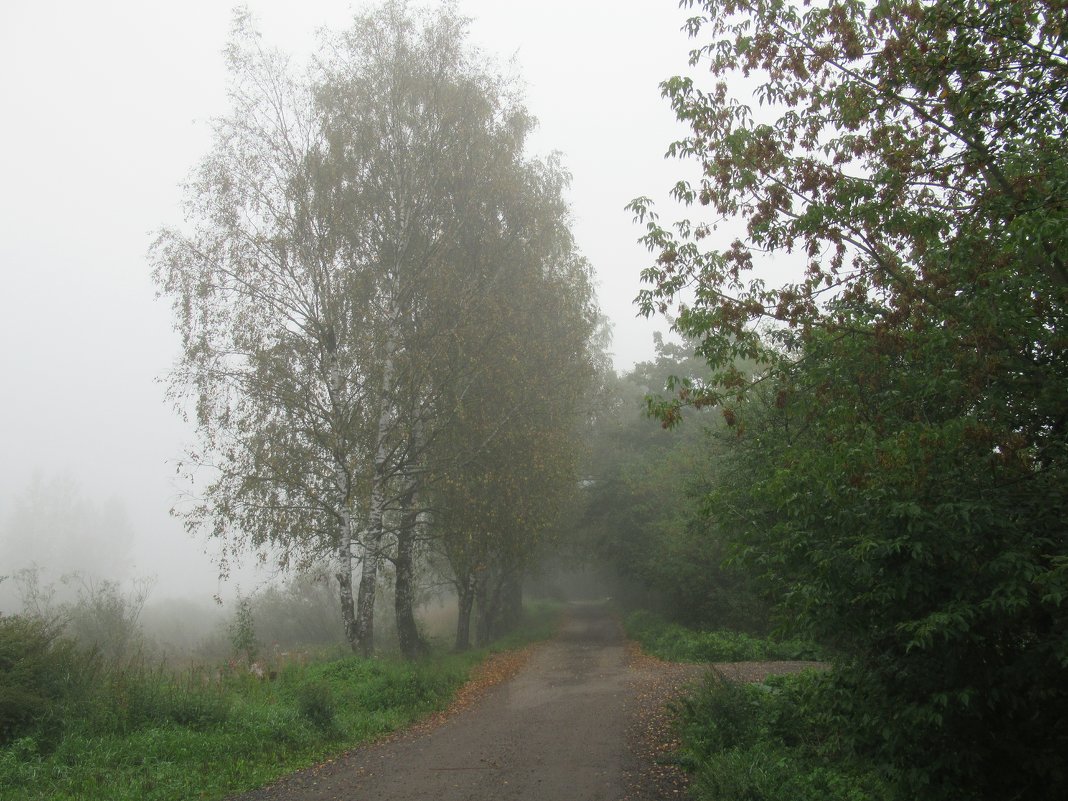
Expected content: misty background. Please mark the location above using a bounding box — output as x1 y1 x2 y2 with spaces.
0 0 693 605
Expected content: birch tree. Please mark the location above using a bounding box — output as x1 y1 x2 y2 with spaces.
152 15 376 646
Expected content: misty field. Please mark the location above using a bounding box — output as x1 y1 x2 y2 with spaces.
0 603 558 801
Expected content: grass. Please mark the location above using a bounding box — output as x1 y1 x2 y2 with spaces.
0 602 560 801
623 610 823 662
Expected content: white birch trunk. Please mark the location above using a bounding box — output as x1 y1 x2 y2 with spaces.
355 330 397 657
336 507 358 648
329 350 359 650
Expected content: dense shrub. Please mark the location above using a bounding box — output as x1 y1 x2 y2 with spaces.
64 578 150 664
0 614 208 746
676 671 891 801
228 597 259 664
112 672 231 732
0 615 97 747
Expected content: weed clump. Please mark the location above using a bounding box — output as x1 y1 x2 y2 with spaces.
294 680 335 731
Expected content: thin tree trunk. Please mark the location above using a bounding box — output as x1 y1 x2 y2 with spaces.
354 542 379 657
455 575 475 652
475 571 499 648
499 569 523 634
329 347 359 651
394 485 427 660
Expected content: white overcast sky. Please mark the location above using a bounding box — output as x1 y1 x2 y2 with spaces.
0 0 701 600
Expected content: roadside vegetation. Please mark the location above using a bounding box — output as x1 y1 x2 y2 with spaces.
0 602 559 801
623 612 883 800
623 611 821 663
675 671 891 801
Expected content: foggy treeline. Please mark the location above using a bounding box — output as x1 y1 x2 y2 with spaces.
149 2 598 659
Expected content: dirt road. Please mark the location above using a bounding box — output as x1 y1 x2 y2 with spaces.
230 602 699 801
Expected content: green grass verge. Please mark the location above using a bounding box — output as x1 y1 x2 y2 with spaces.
623 610 823 662
0 603 560 801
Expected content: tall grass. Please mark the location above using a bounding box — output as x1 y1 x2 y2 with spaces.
0 602 560 801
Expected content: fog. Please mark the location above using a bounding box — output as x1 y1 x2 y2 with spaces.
0 0 694 615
